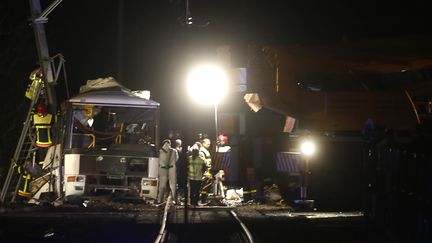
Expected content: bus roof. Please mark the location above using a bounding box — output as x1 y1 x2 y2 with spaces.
67 88 160 108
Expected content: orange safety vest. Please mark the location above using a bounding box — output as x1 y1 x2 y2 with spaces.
33 113 53 147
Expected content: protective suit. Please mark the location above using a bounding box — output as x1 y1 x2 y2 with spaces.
157 140 179 203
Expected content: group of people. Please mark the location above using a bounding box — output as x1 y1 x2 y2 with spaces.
156 137 214 206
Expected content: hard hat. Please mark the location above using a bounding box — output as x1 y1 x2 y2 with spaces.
35 103 47 116
218 134 228 142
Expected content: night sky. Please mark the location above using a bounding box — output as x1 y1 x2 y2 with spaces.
0 0 431 162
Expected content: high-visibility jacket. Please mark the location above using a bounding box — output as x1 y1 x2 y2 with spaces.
188 155 205 181
200 147 212 168
25 78 43 100
33 113 53 148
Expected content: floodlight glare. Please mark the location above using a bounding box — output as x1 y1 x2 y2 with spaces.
186 64 229 105
300 140 316 156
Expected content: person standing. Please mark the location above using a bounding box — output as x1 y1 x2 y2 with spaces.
188 148 205 206
157 139 179 204
175 139 187 198
199 138 212 203
200 138 212 172
33 102 55 168
175 139 183 153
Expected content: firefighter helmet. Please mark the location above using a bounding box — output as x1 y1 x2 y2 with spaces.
218 134 228 142
36 103 47 116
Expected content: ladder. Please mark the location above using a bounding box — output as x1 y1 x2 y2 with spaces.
0 83 44 203
0 0 65 204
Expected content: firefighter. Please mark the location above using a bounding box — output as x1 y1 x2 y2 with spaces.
175 139 188 198
25 68 43 100
217 134 231 152
33 102 53 148
199 138 212 204
200 138 212 171
213 135 230 198
157 139 179 204
188 147 205 206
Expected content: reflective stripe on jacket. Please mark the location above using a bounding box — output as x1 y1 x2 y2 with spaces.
200 147 211 168
33 113 53 147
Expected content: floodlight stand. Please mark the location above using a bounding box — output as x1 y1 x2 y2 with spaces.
300 157 310 199
294 156 315 211
214 103 219 152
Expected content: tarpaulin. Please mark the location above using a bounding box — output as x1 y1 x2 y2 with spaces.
276 152 302 173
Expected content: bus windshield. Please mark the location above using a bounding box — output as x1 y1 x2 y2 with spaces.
70 105 157 149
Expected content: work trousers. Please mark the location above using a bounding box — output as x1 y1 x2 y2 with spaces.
189 179 202 206
157 166 177 203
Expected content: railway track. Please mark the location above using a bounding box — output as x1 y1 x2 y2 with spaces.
154 195 173 243
0 202 369 242
154 198 255 243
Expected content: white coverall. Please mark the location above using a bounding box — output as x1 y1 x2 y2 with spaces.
157 143 179 203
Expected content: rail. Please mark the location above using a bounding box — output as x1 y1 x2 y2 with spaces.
153 196 254 243
230 210 255 243
154 195 172 243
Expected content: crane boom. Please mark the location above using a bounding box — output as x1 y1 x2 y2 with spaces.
28 0 63 112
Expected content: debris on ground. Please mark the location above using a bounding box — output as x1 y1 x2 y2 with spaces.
264 184 282 202
15 183 295 211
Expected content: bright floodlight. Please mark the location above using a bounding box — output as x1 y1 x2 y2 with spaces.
187 64 229 105
300 140 316 156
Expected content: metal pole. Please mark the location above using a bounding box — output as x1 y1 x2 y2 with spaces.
117 0 124 81
39 0 63 19
214 103 219 152
300 157 309 199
